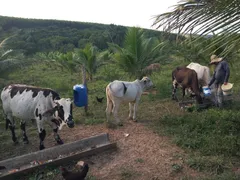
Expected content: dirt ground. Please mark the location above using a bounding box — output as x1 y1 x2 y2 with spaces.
0 99 206 180
39 120 203 180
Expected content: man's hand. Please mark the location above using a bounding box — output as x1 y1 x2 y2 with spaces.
224 82 228 85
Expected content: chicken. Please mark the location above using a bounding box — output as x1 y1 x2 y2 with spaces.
96 96 104 103
61 161 89 180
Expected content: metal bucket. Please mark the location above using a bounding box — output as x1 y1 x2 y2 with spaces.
202 86 211 96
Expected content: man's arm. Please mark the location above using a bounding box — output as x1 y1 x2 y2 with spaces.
223 61 230 84
208 70 216 87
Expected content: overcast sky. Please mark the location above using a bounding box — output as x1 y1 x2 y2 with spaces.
0 0 179 29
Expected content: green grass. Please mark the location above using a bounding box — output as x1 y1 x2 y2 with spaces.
153 103 240 178
1 59 240 179
156 107 240 156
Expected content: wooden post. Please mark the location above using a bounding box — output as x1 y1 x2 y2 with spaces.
82 64 88 114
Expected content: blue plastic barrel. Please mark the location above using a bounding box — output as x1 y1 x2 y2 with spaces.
73 84 88 107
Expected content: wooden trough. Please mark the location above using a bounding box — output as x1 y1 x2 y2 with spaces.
179 98 213 111
0 133 117 180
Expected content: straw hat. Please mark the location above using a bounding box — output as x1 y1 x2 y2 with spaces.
210 54 223 64
221 83 233 91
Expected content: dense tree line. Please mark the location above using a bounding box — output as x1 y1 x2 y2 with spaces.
0 16 177 56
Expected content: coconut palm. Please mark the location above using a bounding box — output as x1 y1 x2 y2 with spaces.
45 45 110 113
38 44 111 82
0 37 26 75
74 43 111 81
152 0 240 57
109 27 166 79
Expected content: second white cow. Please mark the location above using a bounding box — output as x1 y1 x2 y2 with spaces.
187 62 211 87
106 77 153 125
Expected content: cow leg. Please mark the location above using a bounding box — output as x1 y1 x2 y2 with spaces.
112 102 122 126
20 121 29 144
188 88 196 98
172 80 178 101
128 102 133 120
37 122 46 150
182 88 186 102
132 102 139 122
6 115 18 144
51 122 64 145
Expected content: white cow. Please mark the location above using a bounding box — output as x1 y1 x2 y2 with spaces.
1 84 74 150
106 77 153 125
187 62 211 87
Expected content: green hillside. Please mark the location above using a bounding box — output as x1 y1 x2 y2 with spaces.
0 15 239 180
0 15 177 55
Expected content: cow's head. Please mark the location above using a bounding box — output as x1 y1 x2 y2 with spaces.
141 76 153 90
53 98 74 129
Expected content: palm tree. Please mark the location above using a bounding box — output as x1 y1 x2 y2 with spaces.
51 44 110 113
174 35 222 63
37 44 110 82
152 0 240 57
109 27 165 79
74 43 97 81
74 43 111 81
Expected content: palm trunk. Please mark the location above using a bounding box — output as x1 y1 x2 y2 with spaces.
82 64 88 113
89 74 93 81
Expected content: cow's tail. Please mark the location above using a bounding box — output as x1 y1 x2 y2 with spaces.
5 120 8 130
5 117 9 130
106 86 113 111
172 69 175 82
192 71 203 104
106 85 114 123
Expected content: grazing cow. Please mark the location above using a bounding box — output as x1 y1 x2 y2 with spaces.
142 63 161 75
106 77 153 125
186 62 210 87
1 84 74 150
172 67 203 104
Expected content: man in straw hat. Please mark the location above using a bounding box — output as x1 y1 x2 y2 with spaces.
208 54 230 108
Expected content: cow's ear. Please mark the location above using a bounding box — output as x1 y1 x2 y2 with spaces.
54 100 60 107
43 107 58 117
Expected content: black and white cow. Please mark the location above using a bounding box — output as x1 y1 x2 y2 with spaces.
0 84 74 150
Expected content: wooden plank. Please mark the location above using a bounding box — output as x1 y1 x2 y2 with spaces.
0 142 117 180
0 133 110 170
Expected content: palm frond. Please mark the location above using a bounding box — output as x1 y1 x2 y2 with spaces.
153 0 240 57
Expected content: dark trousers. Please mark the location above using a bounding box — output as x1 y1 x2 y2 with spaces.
214 83 223 107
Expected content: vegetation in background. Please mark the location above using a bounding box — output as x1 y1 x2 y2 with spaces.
0 15 240 180
0 16 177 55
153 0 240 57
0 36 28 75
109 27 169 79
